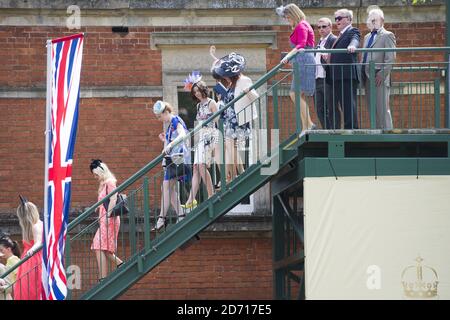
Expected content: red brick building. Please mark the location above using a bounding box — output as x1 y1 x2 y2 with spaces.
0 1 446 299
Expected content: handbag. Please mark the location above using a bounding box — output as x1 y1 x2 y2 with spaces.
103 185 129 217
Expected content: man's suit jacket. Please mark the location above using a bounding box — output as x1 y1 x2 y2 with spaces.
319 33 338 65
328 26 361 82
362 27 396 86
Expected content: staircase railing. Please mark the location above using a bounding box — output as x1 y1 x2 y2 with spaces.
66 54 296 299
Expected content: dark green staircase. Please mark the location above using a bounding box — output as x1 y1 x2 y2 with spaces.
80 139 299 300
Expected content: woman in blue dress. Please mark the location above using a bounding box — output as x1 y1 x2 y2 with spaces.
152 100 191 231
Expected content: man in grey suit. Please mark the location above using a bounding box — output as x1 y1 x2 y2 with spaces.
314 17 339 129
362 8 396 129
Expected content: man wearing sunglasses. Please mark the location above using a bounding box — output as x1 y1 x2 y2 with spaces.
326 8 361 129
314 17 338 129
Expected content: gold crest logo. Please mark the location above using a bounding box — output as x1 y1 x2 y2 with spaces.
401 256 439 299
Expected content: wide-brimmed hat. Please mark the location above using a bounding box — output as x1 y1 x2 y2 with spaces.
214 52 246 77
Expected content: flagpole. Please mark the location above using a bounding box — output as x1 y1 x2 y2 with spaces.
44 39 51 236
43 39 52 299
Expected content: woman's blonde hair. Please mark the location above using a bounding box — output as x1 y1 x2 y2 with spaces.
284 3 306 27
92 161 117 193
16 202 40 242
162 101 174 114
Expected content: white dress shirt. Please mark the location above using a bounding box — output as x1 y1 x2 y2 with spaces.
315 33 331 79
340 24 352 35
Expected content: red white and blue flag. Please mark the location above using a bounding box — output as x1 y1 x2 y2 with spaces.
42 33 84 300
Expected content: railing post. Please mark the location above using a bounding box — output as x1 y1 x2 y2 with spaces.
273 82 279 130
219 119 226 192
434 79 441 128
65 233 71 300
143 177 150 251
446 51 450 128
273 194 286 299
369 60 377 129
128 192 137 256
293 60 302 133
446 5 450 128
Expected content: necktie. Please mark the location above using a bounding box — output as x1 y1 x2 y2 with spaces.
363 30 377 64
331 33 341 49
326 34 341 64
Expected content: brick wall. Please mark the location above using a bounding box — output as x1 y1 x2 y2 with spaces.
119 237 273 300
0 26 161 87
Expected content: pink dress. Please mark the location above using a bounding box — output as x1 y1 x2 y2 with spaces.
91 181 121 253
14 239 43 300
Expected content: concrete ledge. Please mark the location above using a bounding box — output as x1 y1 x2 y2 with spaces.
0 0 443 10
81 86 163 98
0 5 445 27
0 86 163 99
0 0 278 10
151 31 278 50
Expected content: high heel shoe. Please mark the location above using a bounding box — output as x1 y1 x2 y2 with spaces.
180 199 197 210
177 213 186 223
151 216 166 232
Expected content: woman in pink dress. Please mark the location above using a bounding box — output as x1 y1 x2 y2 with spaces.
14 196 43 300
89 159 123 281
278 3 317 132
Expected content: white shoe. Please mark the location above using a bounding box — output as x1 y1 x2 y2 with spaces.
151 217 166 232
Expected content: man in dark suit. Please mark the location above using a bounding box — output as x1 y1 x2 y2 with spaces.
326 8 361 129
314 17 338 129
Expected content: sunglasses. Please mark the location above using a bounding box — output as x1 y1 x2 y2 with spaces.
335 16 348 21
317 25 329 29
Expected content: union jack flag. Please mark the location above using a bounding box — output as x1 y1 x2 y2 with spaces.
42 33 84 300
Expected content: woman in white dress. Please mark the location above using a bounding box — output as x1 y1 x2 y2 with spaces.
182 74 218 209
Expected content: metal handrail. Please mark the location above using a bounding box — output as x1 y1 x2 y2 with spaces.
309 46 450 53
0 245 42 279
68 54 287 230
